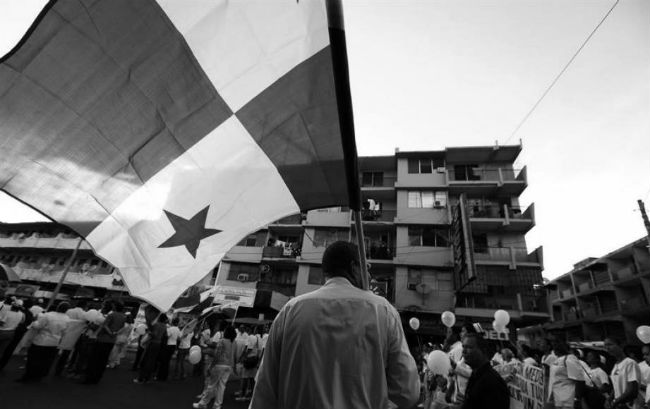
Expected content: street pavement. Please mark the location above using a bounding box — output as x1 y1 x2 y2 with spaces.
0 354 251 409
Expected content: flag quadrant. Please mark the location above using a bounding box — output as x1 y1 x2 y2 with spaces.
0 0 358 310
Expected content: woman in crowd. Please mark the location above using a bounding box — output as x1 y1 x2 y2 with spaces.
604 337 640 409
107 312 134 369
174 323 193 379
0 298 25 360
134 313 168 384
17 302 71 382
0 299 33 370
547 340 586 409
157 317 181 381
193 325 237 409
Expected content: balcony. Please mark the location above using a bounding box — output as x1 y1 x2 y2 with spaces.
360 175 396 188
223 245 264 263
612 266 637 282
473 246 542 267
262 244 301 259
366 243 395 261
305 208 350 227
271 214 303 225
15 266 124 289
619 297 649 313
0 233 93 250
559 288 574 299
357 209 397 223
446 166 527 196
395 246 453 267
576 281 594 294
468 203 535 233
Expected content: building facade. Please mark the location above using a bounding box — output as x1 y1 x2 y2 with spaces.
0 222 217 306
214 144 547 337
545 237 650 345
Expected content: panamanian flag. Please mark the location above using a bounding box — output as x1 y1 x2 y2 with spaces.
0 0 360 310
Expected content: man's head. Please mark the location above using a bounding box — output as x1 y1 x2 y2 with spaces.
536 337 551 353
322 241 362 288
501 348 513 362
586 351 601 367
462 333 489 369
641 345 650 365
604 337 625 359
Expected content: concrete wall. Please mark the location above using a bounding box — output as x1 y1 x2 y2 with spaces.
394 266 454 311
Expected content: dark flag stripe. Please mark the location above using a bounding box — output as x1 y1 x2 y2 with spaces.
236 47 350 211
0 0 231 236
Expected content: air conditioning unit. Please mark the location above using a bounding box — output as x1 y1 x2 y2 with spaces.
237 273 249 282
433 201 443 207
436 167 446 173
260 264 271 273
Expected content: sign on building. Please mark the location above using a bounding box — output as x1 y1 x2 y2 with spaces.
212 285 256 307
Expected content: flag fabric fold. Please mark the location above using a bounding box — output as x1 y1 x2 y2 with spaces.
0 0 359 310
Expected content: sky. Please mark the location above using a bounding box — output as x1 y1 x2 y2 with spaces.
0 0 648 280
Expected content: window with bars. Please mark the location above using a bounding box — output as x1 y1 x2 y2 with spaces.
361 172 384 187
407 191 448 208
407 226 450 247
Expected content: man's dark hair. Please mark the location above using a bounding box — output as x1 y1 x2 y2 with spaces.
322 241 361 287
158 314 169 324
223 325 237 342
56 302 70 313
463 332 489 354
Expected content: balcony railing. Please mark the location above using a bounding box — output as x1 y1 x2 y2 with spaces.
576 281 594 293
619 297 648 311
612 266 637 281
366 244 395 260
358 209 396 222
256 281 296 297
262 244 301 258
468 205 503 218
271 214 303 225
560 288 574 299
472 246 540 264
360 175 396 188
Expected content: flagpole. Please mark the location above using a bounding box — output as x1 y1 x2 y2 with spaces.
46 236 83 310
326 0 369 290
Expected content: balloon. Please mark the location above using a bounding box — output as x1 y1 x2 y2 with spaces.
190 345 201 355
494 310 510 327
492 320 505 333
188 348 201 365
135 324 147 335
441 311 456 328
409 317 420 331
427 350 451 375
636 325 650 344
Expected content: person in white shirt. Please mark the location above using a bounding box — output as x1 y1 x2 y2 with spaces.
583 351 609 390
157 317 182 381
497 348 520 384
54 300 88 375
0 299 25 359
604 337 640 409
547 340 585 409
174 325 194 379
17 302 71 382
29 300 45 318
636 345 649 409
250 241 420 409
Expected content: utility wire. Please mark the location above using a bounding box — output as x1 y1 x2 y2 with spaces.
504 0 621 144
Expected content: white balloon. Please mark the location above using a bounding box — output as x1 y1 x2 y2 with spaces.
409 317 420 331
494 309 510 327
190 345 201 355
188 349 201 364
441 311 456 328
427 350 451 375
492 320 505 333
636 325 650 344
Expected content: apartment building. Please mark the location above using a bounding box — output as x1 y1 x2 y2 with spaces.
214 143 547 337
0 221 220 309
545 238 650 344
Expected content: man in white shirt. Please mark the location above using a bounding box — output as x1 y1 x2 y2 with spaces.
584 351 609 390
250 241 420 409
605 337 640 409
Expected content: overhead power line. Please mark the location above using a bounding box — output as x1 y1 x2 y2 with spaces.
504 0 621 144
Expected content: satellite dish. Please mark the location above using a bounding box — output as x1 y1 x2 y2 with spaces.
415 283 432 295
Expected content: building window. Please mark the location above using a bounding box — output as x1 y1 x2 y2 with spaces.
407 268 422 290
407 191 447 208
361 172 384 187
237 234 259 247
453 164 481 181
408 226 450 247
308 266 325 285
408 158 444 174
313 229 348 248
472 233 488 253
227 263 260 282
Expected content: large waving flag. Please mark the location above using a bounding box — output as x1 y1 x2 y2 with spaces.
0 0 360 310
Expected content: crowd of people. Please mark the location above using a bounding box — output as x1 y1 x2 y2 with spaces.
2 240 649 409
0 294 269 402
416 329 650 409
